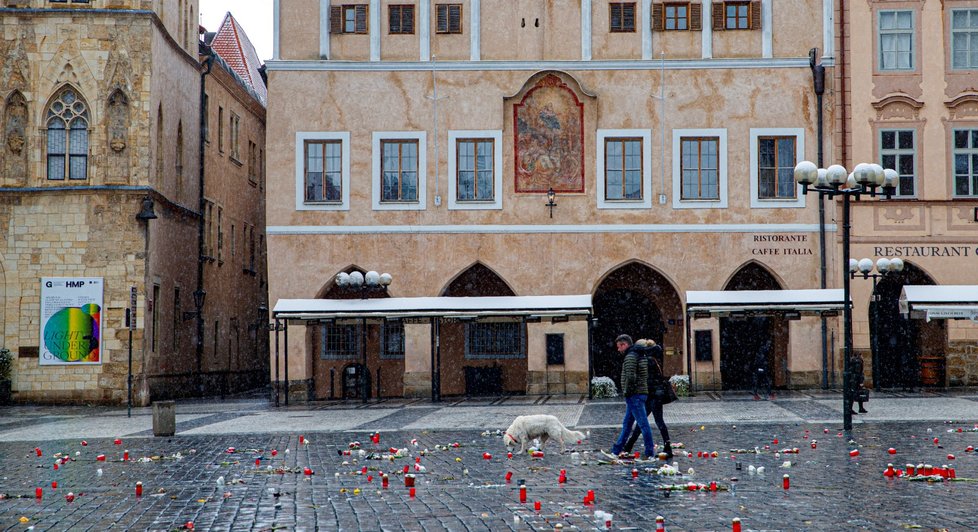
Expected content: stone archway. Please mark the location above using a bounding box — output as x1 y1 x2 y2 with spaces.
591 262 683 390
871 263 945 389
439 262 525 397
719 262 788 391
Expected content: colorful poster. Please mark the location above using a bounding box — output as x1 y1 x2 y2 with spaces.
40 278 103 365
513 74 585 194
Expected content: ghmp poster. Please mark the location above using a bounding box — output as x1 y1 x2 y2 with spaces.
40 278 103 365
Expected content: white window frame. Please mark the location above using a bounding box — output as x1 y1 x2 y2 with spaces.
878 128 917 198
596 128 652 209
952 128 978 198
951 9 978 70
295 131 351 211
878 9 914 71
672 128 728 209
372 131 427 210
448 129 503 210
750 128 806 209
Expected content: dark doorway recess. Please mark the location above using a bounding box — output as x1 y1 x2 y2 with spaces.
719 263 788 390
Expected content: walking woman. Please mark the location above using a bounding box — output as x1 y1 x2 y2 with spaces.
622 339 673 459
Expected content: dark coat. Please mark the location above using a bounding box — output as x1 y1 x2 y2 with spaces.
621 346 649 397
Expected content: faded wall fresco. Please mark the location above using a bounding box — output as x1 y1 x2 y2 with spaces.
513 74 584 193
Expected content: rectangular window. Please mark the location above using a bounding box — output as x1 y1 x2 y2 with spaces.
880 129 916 196
322 323 360 359
724 2 750 30
952 9 978 69
758 136 797 199
218 107 224 153
664 3 689 30
465 322 524 359
231 223 235 258
546 334 565 365
381 320 405 359
202 94 209 142
217 206 224 263
343 4 369 34
230 113 240 161
389 4 414 34
47 124 66 180
953 129 978 196
248 140 257 183
173 287 180 349
456 139 494 201
249 225 256 272
304 140 342 202
436 4 462 34
681 137 720 200
604 138 643 200
381 140 419 202
610 2 636 32
879 10 913 70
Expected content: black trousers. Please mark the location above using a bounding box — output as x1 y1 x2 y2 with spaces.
623 397 670 452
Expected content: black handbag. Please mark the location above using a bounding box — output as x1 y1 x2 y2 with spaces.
649 357 677 404
855 387 870 403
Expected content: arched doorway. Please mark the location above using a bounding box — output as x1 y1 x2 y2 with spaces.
719 263 788 390
308 266 400 400
871 263 945 389
592 262 683 389
440 263 526 397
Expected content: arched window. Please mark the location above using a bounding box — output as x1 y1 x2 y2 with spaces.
46 88 89 180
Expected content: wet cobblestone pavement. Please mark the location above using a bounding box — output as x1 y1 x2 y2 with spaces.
2 420 977 531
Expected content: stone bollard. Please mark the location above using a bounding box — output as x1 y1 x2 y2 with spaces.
152 401 176 437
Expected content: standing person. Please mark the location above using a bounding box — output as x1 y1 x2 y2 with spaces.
622 339 673 459
609 335 656 459
849 352 868 414
752 337 774 400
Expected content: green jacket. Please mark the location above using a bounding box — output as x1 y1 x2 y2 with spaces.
621 347 649 397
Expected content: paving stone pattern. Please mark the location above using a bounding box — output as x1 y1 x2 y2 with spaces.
3 420 978 530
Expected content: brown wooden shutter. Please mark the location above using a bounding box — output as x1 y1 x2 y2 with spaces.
355 4 368 34
750 0 761 30
330 6 342 34
652 3 664 31
437 4 448 33
624 3 636 31
405 6 414 34
389 6 398 33
449 4 461 33
712 2 724 31
690 3 701 31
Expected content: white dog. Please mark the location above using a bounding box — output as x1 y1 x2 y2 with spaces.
503 414 586 453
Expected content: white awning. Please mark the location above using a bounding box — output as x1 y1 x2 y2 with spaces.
900 285 978 322
685 289 845 318
272 295 592 322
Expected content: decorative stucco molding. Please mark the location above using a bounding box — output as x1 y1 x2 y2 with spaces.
945 92 978 120
871 93 924 121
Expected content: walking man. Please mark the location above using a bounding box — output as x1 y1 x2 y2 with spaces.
610 335 656 459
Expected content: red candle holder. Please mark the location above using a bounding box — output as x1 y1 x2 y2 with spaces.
534 501 541 511
303 467 313 475
732 517 742 532
35 448 42 457
507 452 513 459
97 454 106 462
271 450 278 457
35 487 42 499
382 474 389 488
634 451 640 459
299 435 305 444
849 449 859 457
519 485 527 503
405 474 415 488
65 492 75 503
783 475 790 489
505 471 513 482
135 482 143 497
409 487 416 498
124 450 130 461
632 468 638 479
887 448 896 455
367 475 373 483
709 481 718 491
51 481 57 489
587 489 595 503
906 464 915 476
113 439 122 445
403 465 409 474
255 458 261 467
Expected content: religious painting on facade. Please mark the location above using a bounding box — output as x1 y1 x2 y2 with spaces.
40 278 103 365
513 74 585 193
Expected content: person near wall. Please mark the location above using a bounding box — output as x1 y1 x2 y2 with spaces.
752 337 774 400
609 334 656 459
622 339 673 459
850 352 868 414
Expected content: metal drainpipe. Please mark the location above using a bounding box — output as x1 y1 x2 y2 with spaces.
197 49 214 392
810 48 829 389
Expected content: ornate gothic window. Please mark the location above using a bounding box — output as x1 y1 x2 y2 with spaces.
46 87 89 180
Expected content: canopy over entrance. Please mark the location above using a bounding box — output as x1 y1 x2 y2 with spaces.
900 285 978 322
685 289 846 318
272 295 593 321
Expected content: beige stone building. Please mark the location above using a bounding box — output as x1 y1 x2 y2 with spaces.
843 1 978 388
266 0 845 401
0 1 267 404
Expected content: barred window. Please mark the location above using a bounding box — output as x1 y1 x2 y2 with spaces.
322 323 360 359
381 320 405 359
465 322 524 359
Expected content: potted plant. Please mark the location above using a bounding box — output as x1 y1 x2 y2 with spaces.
0 348 12 405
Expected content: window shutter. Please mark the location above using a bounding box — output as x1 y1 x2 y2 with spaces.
405 6 414 34
437 4 448 33
712 3 724 31
330 6 342 34
389 7 399 33
624 3 636 31
449 4 461 33
750 0 761 30
652 3 664 31
690 3 701 31
355 4 368 34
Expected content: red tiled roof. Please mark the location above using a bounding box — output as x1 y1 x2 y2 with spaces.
210 12 266 105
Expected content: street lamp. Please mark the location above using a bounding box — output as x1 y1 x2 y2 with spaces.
545 187 557 218
794 161 898 433
850 256 904 391
333 270 393 402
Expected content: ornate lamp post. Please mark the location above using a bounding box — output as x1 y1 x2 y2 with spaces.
794 161 898 433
